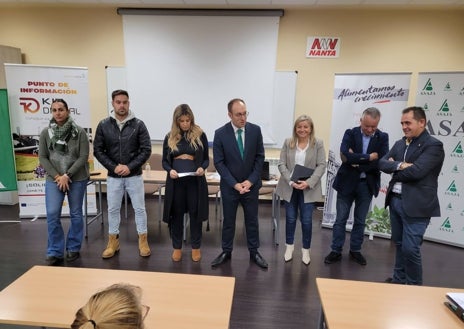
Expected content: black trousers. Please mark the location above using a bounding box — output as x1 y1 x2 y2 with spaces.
171 176 202 249
221 185 260 253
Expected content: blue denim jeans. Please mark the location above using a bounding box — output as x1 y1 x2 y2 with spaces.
389 196 429 285
331 180 372 253
284 189 315 249
45 179 87 257
107 175 147 235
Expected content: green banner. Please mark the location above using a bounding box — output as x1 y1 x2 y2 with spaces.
0 89 18 191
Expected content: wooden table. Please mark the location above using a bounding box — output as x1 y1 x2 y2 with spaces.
85 169 167 237
87 169 280 244
316 277 464 329
0 266 235 329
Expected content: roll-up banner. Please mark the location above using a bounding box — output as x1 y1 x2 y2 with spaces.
322 73 411 238
415 72 464 248
0 89 17 192
4 64 96 218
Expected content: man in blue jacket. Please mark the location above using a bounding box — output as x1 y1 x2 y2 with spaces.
325 107 389 265
379 106 444 285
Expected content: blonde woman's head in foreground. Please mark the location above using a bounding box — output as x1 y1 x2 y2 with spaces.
71 283 147 329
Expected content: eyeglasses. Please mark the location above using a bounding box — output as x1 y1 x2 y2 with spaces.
142 304 150 321
233 111 249 118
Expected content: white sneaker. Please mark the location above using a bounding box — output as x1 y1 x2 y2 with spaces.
302 248 311 265
284 244 294 262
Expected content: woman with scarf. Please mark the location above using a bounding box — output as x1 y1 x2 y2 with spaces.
39 98 89 265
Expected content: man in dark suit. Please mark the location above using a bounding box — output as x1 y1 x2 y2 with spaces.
379 106 444 285
211 98 268 269
325 107 389 265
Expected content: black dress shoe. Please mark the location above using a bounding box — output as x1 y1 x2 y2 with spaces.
349 251 367 265
211 251 231 267
384 277 403 284
66 251 80 262
250 252 268 269
45 255 63 266
324 251 342 264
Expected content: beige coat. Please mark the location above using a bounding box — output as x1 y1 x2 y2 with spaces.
275 137 326 203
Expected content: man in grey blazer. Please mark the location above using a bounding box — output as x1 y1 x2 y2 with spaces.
379 106 444 285
211 98 268 269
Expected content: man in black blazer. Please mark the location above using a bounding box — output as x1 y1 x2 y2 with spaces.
325 107 389 265
379 106 444 285
211 98 268 269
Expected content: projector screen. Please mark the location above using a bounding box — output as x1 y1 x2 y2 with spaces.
106 67 297 149
121 14 283 144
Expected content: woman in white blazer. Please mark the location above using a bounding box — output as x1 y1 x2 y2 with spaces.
275 115 326 265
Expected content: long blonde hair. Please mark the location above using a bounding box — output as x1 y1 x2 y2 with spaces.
71 284 145 329
289 115 316 149
167 104 204 152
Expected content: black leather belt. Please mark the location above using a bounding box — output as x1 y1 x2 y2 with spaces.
391 192 402 199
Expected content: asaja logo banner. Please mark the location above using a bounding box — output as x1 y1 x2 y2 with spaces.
439 217 454 233
445 180 459 196
306 36 340 58
421 78 435 95
444 82 452 91
450 141 463 158
437 99 452 116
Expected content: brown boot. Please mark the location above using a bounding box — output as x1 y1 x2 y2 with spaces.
172 249 182 262
102 234 119 259
138 233 151 257
192 249 201 262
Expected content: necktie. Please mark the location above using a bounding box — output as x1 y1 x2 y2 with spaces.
237 128 244 159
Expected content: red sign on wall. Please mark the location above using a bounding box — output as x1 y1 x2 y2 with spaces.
306 36 340 58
